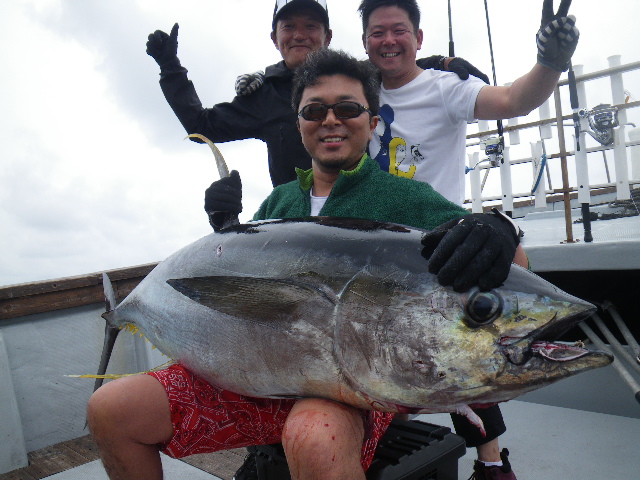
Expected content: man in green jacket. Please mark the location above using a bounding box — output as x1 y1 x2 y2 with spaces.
88 48 526 480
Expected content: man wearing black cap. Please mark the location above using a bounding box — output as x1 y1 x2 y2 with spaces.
146 0 332 188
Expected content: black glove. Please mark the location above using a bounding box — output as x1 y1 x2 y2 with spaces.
447 58 490 84
536 0 579 72
416 55 444 70
204 170 242 230
421 209 522 292
146 23 180 68
416 55 489 84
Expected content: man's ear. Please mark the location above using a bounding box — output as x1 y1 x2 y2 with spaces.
369 115 379 138
297 119 301 132
362 33 368 54
416 28 424 51
271 31 279 50
324 28 333 47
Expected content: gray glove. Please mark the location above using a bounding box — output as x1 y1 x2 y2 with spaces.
146 23 180 68
536 0 579 72
235 71 265 96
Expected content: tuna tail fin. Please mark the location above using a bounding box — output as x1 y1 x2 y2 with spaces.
93 273 121 392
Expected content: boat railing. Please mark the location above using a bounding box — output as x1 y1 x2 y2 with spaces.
0 263 157 321
464 55 640 243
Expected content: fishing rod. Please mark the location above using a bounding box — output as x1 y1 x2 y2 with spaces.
447 0 454 57
567 61 593 242
467 0 507 209
483 0 504 142
454 1 504 203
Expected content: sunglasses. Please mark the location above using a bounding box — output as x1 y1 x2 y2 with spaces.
298 101 372 121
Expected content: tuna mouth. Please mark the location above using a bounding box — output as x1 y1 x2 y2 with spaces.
500 309 597 366
501 337 594 365
531 341 592 361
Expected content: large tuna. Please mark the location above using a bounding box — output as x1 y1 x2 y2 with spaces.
97 217 612 428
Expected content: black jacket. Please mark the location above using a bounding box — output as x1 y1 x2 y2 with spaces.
159 60 310 187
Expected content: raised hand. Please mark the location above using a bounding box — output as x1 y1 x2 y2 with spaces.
146 23 180 68
536 0 579 72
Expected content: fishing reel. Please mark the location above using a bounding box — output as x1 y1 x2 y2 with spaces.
465 136 504 174
484 136 504 161
578 104 619 146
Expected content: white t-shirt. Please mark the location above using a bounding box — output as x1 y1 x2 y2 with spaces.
369 69 485 205
310 193 328 216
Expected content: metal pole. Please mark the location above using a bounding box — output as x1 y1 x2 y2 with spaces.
580 322 640 405
591 314 640 375
604 301 640 361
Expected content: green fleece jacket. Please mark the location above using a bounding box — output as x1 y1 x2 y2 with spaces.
253 155 468 229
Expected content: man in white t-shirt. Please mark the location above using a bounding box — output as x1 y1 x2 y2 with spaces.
371 70 484 204
358 1 578 478
360 0 578 206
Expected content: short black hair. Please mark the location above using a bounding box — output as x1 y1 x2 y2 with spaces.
357 0 421 34
291 49 381 116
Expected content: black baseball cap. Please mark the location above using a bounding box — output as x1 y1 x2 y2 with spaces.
272 0 330 30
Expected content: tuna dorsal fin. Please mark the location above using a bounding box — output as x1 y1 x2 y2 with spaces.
167 276 334 321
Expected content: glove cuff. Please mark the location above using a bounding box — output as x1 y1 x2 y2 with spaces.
208 212 239 232
490 208 523 244
537 54 569 72
159 57 185 75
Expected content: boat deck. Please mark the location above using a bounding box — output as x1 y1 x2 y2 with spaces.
516 204 640 272
2 400 638 480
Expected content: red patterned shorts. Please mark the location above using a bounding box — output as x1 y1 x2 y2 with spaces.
147 364 393 470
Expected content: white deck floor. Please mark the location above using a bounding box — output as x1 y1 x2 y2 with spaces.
43 454 223 480
424 401 640 480
42 400 640 480
517 207 640 272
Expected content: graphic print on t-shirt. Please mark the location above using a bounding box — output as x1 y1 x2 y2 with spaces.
373 104 419 179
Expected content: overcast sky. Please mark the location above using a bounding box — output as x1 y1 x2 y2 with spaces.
2 0 639 287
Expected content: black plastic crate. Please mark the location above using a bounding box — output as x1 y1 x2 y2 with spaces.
367 418 466 480
249 418 466 480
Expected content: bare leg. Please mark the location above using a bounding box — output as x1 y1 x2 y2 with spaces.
476 438 501 462
87 374 174 480
282 398 366 480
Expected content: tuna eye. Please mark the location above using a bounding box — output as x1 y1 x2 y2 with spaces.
465 291 502 328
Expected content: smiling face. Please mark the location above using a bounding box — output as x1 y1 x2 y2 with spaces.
363 5 423 88
297 74 378 175
271 10 332 70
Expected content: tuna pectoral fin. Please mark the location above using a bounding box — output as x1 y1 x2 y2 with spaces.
455 405 486 437
167 276 334 320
